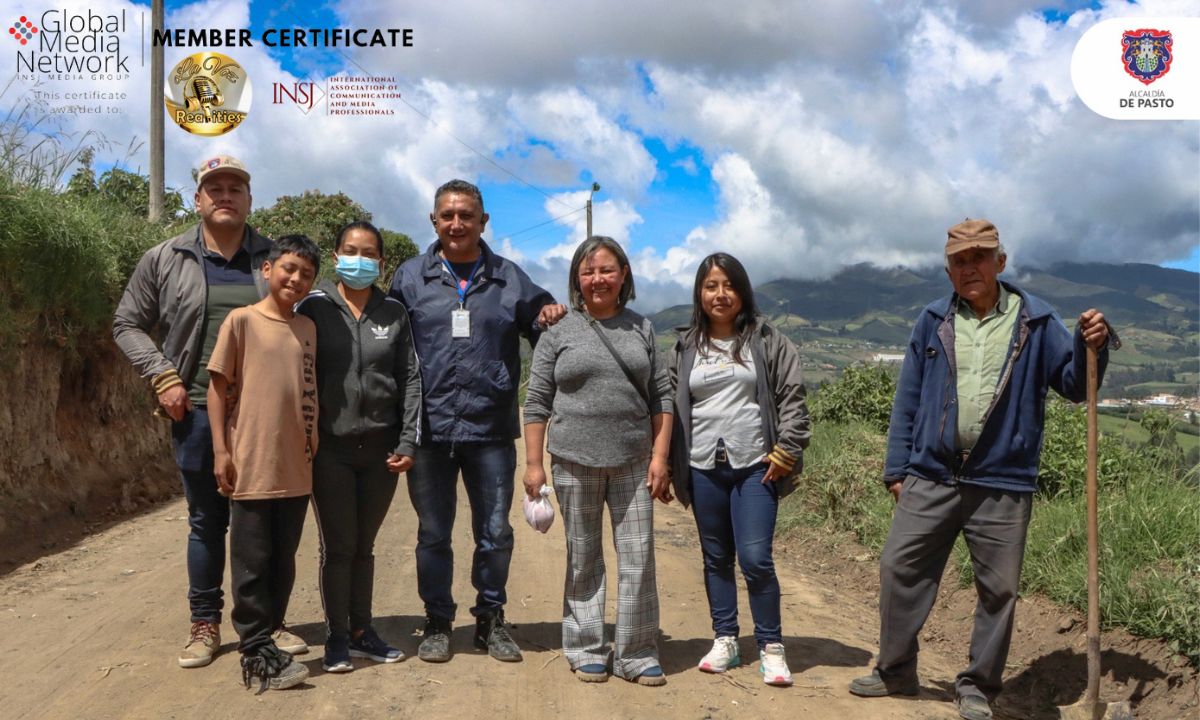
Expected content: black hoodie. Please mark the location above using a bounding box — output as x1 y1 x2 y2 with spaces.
297 280 421 456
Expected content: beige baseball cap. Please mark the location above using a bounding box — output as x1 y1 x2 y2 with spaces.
195 155 250 188
946 218 999 255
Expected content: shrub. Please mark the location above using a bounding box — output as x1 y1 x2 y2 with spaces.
810 362 896 432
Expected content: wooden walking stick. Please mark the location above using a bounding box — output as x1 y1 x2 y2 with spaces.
1058 344 1132 720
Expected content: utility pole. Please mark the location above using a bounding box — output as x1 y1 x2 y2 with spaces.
586 181 600 237
148 0 164 222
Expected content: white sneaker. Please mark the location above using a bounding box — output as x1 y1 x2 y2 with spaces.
759 642 793 686
698 636 740 673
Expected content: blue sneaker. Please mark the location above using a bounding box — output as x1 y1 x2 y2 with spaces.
349 627 404 663
322 635 353 673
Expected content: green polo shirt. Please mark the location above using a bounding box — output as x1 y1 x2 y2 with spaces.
955 284 1021 450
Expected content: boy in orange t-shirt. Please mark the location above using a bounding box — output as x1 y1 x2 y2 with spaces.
207 235 320 693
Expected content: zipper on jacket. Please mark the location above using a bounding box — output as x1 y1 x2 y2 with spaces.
355 306 366 437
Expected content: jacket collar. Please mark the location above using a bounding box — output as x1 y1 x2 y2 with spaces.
673 315 768 352
313 279 385 315
420 238 500 282
926 280 1053 322
171 223 271 258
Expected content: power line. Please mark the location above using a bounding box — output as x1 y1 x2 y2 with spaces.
336 51 575 210
496 205 587 244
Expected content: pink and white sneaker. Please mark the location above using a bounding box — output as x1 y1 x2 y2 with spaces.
759 642 793 686
698 636 740 673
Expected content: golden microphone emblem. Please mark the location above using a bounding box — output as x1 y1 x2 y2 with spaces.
164 52 251 136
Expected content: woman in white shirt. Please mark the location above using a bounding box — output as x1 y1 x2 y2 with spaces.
668 252 811 687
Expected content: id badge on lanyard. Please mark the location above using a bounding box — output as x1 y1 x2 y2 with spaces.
444 256 481 340
452 307 470 338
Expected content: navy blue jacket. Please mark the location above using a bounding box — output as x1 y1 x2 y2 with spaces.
388 240 556 443
884 282 1108 493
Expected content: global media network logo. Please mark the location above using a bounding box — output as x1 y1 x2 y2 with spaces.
9 16 38 45
1121 28 1173 85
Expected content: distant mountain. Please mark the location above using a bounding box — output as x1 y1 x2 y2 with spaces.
651 262 1199 387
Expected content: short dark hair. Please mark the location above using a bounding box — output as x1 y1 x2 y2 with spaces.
567 235 636 312
690 253 758 363
335 220 384 255
434 179 484 212
269 234 321 273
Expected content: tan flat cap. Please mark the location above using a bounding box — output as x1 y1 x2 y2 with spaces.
946 218 999 255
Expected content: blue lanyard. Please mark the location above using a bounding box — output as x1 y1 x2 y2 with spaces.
442 257 482 307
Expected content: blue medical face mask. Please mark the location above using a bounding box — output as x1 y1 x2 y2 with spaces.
335 255 381 289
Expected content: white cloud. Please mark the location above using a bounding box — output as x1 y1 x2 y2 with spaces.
4 0 1195 316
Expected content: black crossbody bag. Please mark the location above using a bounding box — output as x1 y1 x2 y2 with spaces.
587 317 651 411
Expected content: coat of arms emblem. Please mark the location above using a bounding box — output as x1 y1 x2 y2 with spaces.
1121 28 1173 85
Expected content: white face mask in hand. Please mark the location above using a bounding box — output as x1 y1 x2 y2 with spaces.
522 485 556 533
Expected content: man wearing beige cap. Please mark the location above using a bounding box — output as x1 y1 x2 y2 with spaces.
114 155 307 668
848 219 1113 720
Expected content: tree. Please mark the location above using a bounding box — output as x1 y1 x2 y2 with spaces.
66 148 97 197
247 190 418 282
96 168 184 218
65 151 184 220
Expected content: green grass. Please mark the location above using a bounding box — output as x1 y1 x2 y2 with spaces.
0 173 170 351
783 421 1200 665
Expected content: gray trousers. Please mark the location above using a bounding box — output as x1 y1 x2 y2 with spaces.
876 476 1032 700
552 457 661 680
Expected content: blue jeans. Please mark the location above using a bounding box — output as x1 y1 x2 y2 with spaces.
690 462 782 647
170 407 230 623
407 441 516 620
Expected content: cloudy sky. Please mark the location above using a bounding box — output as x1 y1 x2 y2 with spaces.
6 0 1198 311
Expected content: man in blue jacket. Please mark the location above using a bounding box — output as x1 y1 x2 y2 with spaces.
848 219 1112 720
389 179 565 664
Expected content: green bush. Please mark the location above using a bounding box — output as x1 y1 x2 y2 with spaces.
778 422 894 549
0 173 165 349
809 362 896 432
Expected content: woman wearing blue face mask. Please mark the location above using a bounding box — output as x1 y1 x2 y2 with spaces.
296 221 422 672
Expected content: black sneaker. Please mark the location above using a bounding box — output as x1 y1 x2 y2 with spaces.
417 615 452 663
349 626 404 663
474 610 522 662
240 644 309 694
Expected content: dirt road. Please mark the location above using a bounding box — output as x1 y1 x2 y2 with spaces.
0 447 1114 720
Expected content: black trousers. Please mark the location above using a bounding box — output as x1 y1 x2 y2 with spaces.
311 432 399 641
230 495 309 654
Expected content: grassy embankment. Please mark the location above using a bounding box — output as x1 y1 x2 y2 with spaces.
781 365 1200 665
0 173 172 353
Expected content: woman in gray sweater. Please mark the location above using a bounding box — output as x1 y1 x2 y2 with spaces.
523 236 673 686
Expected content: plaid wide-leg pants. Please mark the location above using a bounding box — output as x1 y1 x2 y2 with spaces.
552 457 661 679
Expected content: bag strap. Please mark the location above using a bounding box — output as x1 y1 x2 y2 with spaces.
587 317 651 410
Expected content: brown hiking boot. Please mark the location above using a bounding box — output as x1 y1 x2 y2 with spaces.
179 620 221 668
272 624 308 655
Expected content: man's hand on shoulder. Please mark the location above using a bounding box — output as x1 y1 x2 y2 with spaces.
1078 309 1109 351
537 303 567 328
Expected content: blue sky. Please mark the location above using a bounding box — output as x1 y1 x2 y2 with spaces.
14 0 1200 309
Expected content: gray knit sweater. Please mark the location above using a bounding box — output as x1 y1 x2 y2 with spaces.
524 309 673 467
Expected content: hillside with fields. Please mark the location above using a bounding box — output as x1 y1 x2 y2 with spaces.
653 262 1200 398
